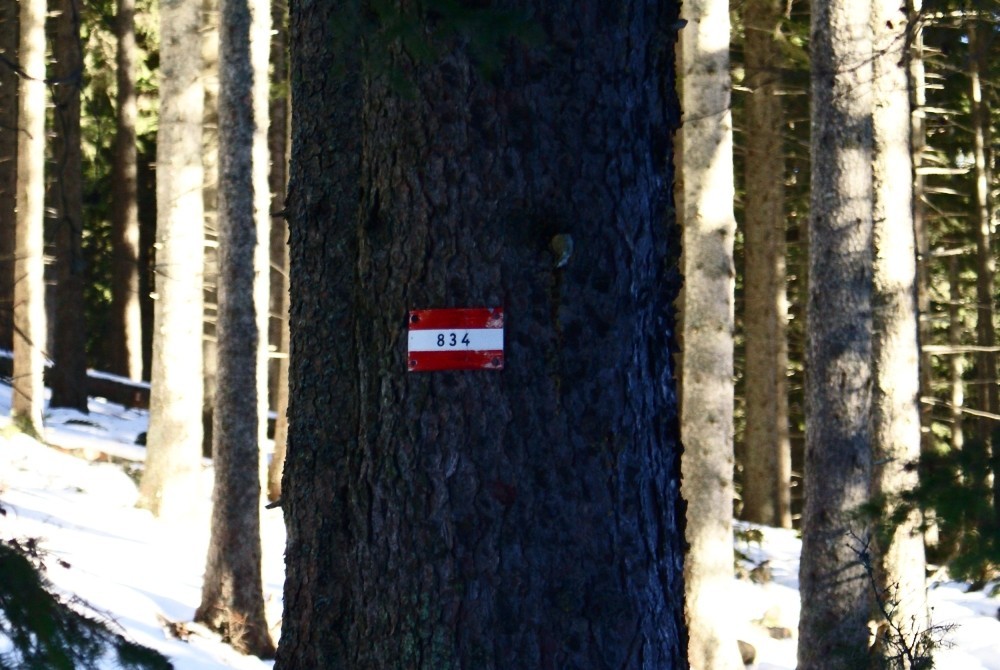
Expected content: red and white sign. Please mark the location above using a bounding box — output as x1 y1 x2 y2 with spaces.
407 307 504 372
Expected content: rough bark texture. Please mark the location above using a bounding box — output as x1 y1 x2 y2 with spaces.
798 0 874 665
195 0 273 656
0 3 16 352
276 2 687 668
679 0 743 668
138 0 205 520
49 0 89 413
265 0 289 503
111 0 144 381
12 0 47 434
741 0 791 529
870 0 928 656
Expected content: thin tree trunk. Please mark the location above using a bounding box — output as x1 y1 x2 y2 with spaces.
265 0 289 503
948 255 964 451
798 0 874 664
680 0 743 666
12 0 47 435
0 3 16 352
49 0 88 413
202 0 220 456
111 0 144 381
275 2 688 667
195 0 273 654
870 0 929 658
742 0 791 529
138 0 205 520
967 22 997 478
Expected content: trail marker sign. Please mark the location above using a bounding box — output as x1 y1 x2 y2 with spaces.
407 307 504 372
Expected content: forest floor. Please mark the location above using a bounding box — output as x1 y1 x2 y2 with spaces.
0 379 998 669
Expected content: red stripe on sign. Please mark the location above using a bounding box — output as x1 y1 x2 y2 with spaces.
408 307 504 330
408 349 504 372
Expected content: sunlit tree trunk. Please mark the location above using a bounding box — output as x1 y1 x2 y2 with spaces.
681 0 742 667
275 2 688 667
49 0 88 413
12 0 47 435
909 0 934 458
138 0 205 520
0 3 16 352
195 0 273 655
947 254 964 451
798 0 874 664
870 0 928 658
111 0 144 381
265 0 289 503
742 0 791 529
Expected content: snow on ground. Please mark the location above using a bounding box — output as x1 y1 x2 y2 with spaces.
1 378 999 668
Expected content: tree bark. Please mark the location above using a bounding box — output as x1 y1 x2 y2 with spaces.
870 0 928 657
111 0 144 381
0 3 16 353
275 2 687 668
679 0 743 667
12 0 47 435
798 0 874 664
49 0 89 413
741 0 791 529
195 0 273 655
138 0 205 520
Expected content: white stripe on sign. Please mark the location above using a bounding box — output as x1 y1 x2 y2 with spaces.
408 328 504 352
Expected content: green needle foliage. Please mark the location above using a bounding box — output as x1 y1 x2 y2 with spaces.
0 519 172 670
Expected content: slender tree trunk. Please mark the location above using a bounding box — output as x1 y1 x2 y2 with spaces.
202 0 220 456
195 0 273 655
49 0 88 413
0 3 16 352
275 2 687 667
967 19 1000 541
265 0 289 503
111 0 144 381
742 0 791 529
870 0 928 658
909 0 934 458
680 0 743 667
138 0 205 520
12 0 47 435
948 255 964 452
798 0 874 664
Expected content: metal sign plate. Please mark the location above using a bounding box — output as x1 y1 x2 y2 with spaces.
407 307 504 372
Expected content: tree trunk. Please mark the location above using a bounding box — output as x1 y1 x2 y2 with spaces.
798 0 874 665
138 0 205 520
12 0 47 435
195 0 273 656
111 0 144 381
202 0 220 457
741 0 791 529
870 0 928 659
265 0 289 503
967 22 999 526
0 3 16 353
49 0 89 413
679 0 743 668
947 255 964 451
275 2 687 668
